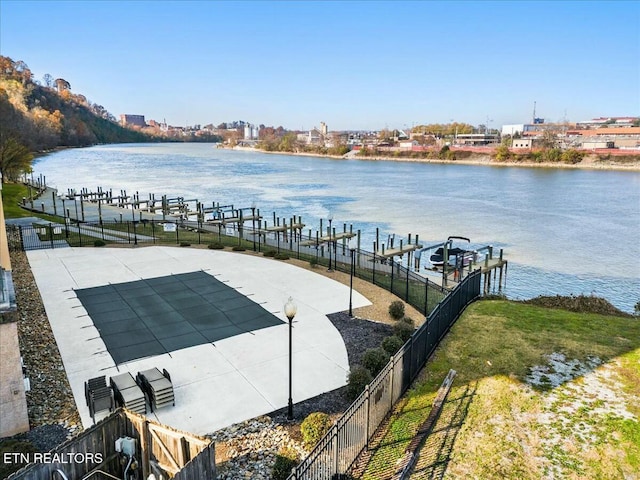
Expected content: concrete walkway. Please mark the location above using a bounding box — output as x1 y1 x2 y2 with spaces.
26 246 371 435
23 187 166 223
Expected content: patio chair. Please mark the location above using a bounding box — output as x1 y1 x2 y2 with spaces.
84 375 114 423
110 372 147 415
137 367 175 412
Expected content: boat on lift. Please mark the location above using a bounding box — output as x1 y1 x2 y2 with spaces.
428 236 477 268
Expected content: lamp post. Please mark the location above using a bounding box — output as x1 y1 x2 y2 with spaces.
251 202 257 252
327 213 333 272
284 297 297 420
348 238 357 317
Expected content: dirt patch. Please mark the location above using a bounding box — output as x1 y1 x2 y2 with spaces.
522 294 633 317
523 353 637 478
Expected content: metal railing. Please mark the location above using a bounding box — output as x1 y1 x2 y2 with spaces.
288 269 481 480
7 219 448 317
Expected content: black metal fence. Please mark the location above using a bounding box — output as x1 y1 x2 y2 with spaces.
7 219 447 317
287 269 481 479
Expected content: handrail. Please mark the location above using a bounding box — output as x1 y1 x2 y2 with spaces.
51 469 69 480
81 469 121 480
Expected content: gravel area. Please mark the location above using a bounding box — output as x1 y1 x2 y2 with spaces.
9 250 81 435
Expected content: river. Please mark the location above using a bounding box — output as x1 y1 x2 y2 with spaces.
33 143 640 313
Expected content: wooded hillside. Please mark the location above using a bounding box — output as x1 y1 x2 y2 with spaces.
0 56 152 181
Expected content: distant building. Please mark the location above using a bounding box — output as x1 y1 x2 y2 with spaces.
582 140 615 149
577 117 638 128
455 133 500 146
320 122 328 136
512 138 532 149
120 114 146 128
308 128 323 145
244 124 259 140
502 124 525 136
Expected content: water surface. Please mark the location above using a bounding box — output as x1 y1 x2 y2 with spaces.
34 143 640 312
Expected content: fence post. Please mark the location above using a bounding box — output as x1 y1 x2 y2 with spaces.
405 265 410 302
48 224 54 249
18 226 24 251
78 223 83 247
133 221 138 246
176 222 179 244
127 222 131 244
372 251 376 285
424 277 429 315
333 424 339 476
152 221 156 244
365 384 371 449
389 355 395 409
390 259 394 293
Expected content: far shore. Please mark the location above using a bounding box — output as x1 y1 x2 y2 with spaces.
228 145 640 172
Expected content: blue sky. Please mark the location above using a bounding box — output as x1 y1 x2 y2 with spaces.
1 1 638 131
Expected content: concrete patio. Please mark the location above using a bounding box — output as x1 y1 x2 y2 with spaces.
26 246 371 435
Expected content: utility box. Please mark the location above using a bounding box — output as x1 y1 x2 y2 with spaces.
115 436 136 457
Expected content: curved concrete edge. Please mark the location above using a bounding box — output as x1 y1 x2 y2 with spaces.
26 246 372 434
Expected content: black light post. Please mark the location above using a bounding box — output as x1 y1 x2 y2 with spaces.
284 297 297 420
349 239 357 317
251 202 257 252
327 213 333 272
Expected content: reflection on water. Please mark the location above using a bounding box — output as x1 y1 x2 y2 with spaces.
34 143 640 312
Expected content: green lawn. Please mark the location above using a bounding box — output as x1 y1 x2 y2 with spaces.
359 300 640 479
1 182 58 222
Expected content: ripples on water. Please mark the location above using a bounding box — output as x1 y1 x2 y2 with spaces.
34 143 640 313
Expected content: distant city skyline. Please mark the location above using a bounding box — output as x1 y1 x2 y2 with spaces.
1 1 638 131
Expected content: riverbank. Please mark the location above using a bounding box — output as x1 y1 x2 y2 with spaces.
228 145 640 171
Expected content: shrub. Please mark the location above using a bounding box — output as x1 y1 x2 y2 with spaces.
494 144 511 162
309 256 318 268
263 249 276 257
232 245 246 251
561 149 584 164
274 252 290 260
362 348 390 377
208 242 224 249
382 335 404 355
393 320 415 342
93 239 106 247
272 447 299 480
542 148 562 163
346 365 372 401
300 412 332 449
179 241 191 247
402 316 415 327
389 301 405 320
